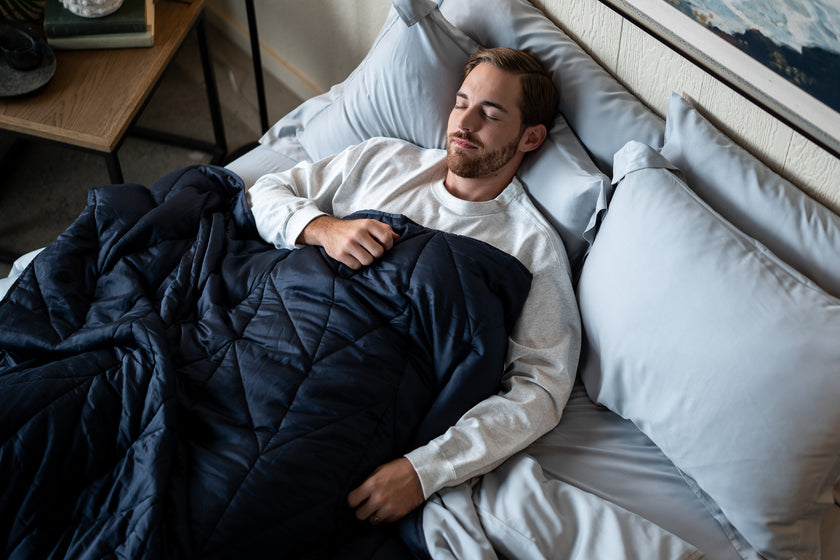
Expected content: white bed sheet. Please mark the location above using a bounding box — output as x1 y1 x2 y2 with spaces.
0 248 43 302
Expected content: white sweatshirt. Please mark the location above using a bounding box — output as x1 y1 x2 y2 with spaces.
248 137 581 498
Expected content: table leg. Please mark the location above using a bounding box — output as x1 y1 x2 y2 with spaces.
196 12 227 158
105 151 124 184
245 0 269 134
222 0 269 164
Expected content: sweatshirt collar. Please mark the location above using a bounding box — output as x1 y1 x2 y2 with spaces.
431 177 523 216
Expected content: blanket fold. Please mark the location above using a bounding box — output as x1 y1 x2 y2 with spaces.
0 165 531 559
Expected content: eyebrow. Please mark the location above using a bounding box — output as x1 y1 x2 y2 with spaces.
456 92 510 114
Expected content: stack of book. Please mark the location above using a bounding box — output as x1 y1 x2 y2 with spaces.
44 0 155 50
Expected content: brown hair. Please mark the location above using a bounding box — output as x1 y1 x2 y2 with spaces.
461 47 559 129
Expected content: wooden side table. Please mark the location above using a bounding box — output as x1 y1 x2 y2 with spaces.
0 0 226 184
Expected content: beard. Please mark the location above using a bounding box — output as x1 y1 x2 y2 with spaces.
446 132 521 179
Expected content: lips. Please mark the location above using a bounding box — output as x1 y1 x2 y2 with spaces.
448 133 480 150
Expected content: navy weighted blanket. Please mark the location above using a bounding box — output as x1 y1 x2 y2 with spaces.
0 166 531 558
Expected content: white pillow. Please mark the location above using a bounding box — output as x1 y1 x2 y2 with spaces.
579 141 840 560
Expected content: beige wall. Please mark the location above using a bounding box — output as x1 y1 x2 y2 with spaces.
207 0 390 100
208 0 840 213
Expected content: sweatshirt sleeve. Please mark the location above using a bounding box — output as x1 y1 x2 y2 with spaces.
248 161 333 250
247 141 377 249
405 260 582 498
248 137 442 250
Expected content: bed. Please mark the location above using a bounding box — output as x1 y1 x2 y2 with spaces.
2 0 839 558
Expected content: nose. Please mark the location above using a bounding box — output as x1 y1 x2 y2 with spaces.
457 106 481 132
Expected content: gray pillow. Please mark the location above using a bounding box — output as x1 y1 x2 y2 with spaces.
579 141 840 560
661 92 840 299
519 115 611 269
295 0 477 160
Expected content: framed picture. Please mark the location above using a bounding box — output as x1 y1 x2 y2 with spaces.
598 0 840 158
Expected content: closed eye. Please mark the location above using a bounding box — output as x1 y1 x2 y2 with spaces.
454 93 507 121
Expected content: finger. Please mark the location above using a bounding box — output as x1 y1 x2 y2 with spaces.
346 242 378 267
348 481 377 522
336 252 364 270
347 486 366 509
356 236 385 261
322 234 364 269
362 222 399 257
369 224 399 251
347 483 367 509
354 492 380 521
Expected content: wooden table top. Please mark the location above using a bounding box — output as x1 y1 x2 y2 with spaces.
0 0 207 153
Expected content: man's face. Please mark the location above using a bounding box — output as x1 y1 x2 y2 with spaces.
445 62 526 179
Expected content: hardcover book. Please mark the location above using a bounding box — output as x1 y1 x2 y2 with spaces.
45 0 155 50
44 0 148 38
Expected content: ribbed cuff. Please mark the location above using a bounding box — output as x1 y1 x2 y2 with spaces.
284 206 328 249
405 439 456 499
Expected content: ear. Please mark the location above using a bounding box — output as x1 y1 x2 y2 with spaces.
519 124 548 153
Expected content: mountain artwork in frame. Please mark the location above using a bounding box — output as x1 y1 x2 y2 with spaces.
599 0 840 157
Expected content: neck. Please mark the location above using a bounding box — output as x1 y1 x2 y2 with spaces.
443 170 514 201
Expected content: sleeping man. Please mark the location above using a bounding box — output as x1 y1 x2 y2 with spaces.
248 47 581 527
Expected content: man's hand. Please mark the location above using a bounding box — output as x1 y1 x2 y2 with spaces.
299 215 399 270
347 457 424 525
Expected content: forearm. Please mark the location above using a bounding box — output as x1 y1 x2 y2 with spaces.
405 264 581 498
296 215 337 246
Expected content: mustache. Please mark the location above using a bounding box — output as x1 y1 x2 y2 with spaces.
447 132 483 149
